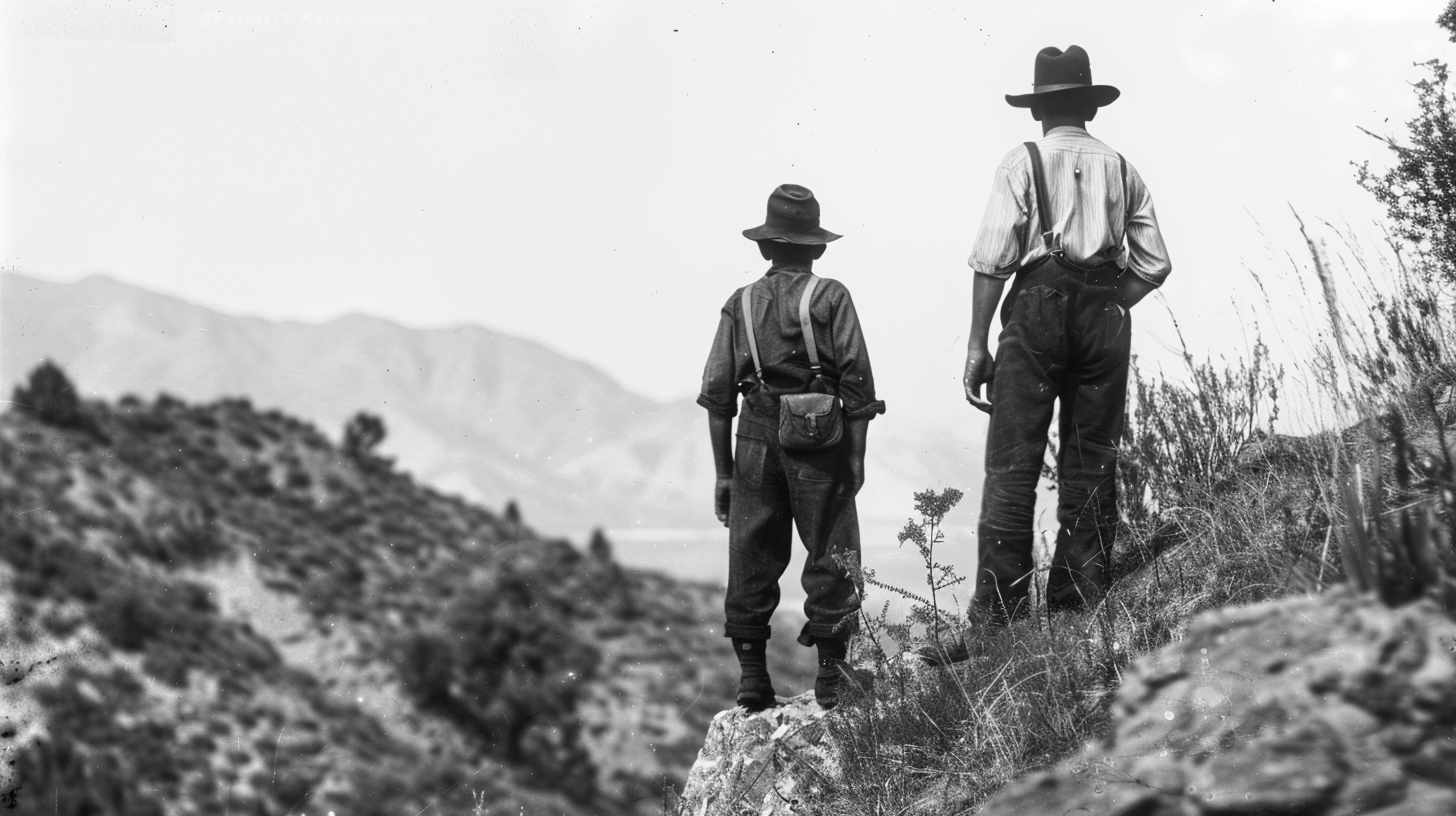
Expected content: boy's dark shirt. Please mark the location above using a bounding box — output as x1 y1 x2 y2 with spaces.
697 262 886 439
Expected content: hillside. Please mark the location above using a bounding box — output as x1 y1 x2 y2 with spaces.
0 271 984 568
0 382 815 815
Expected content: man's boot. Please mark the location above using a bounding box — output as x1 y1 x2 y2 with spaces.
814 638 849 710
732 638 777 711
913 597 1020 666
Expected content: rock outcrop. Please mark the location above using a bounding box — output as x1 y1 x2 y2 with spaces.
980 587 1456 815
678 588 1456 816
678 692 838 816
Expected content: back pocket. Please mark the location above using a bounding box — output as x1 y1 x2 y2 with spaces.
1001 285 1066 357
734 436 769 486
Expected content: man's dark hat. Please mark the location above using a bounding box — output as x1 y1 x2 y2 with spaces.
1005 45 1120 109
742 184 841 245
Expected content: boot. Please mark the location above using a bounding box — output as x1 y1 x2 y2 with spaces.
732 638 777 711
913 600 1015 666
814 638 849 710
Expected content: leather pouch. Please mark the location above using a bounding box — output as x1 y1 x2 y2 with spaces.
777 392 843 451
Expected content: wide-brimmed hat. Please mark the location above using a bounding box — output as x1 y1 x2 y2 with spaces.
742 184 841 245
1005 45 1120 109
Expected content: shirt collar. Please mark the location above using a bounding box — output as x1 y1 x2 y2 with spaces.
766 262 813 276
1046 125 1091 137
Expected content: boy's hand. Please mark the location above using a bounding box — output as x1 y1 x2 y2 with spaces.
847 456 865 496
714 475 733 527
964 346 996 413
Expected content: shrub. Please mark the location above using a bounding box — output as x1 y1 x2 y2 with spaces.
395 564 602 801
843 488 967 663
1355 41 1456 284
1119 333 1282 527
233 462 275 497
342 412 386 460
588 528 613 560
12 360 87 429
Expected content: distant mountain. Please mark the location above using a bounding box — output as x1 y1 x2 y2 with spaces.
1 272 984 562
1 271 716 540
0 387 815 814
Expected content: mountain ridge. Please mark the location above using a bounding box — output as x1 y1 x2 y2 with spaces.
2 270 986 590
2 270 711 540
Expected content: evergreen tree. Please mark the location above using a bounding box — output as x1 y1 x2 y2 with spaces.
342 412 386 460
588 527 612 560
12 360 85 428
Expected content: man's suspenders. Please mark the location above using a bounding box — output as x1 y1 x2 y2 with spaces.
1023 141 1128 260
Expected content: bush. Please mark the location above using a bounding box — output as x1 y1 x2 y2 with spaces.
91 577 215 654
233 462 275 497
343 412 386 460
1119 334 1282 528
12 360 87 429
1355 27 1456 285
395 564 602 801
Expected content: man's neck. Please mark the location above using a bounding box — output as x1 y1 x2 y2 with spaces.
1040 116 1088 136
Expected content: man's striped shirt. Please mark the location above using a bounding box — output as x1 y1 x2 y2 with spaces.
968 126 1171 285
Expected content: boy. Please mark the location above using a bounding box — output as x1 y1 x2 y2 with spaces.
697 183 885 710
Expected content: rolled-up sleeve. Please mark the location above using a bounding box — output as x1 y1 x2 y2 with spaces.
829 287 886 419
968 150 1032 279
1124 163 1172 286
696 294 740 417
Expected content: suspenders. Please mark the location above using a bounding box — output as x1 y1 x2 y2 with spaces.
1023 141 1128 260
740 274 829 391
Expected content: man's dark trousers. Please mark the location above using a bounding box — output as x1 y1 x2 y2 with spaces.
725 403 862 646
976 256 1132 618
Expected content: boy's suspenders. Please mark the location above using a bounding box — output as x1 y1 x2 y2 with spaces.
740 275 827 389
1023 141 1128 262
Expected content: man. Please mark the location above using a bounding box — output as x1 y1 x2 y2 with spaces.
698 184 885 709
963 45 1171 628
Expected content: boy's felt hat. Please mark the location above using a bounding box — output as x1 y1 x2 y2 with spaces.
742 184 842 245
1005 45 1120 108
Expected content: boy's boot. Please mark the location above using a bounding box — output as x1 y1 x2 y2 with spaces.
732 638 777 711
814 638 849 710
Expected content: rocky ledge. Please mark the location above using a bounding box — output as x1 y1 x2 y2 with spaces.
981 587 1456 816
678 587 1456 816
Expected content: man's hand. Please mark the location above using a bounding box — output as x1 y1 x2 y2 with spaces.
714 475 733 527
965 273 1007 414
963 346 996 413
1117 272 1158 309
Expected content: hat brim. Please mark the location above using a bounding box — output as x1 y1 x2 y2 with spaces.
742 225 842 244
1005 84 1120 109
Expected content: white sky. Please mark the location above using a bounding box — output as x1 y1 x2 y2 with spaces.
4 0 1455 432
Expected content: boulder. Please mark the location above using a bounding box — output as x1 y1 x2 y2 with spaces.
677 692 838 816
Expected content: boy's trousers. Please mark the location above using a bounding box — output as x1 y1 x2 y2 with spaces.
725 404 862 646
976 256 1132 617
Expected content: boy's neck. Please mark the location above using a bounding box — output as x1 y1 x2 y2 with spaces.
769 260 814 273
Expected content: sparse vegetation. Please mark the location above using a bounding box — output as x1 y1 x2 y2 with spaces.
0 387 752 816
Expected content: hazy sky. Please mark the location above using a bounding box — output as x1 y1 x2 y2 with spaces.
5 0 1455 432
